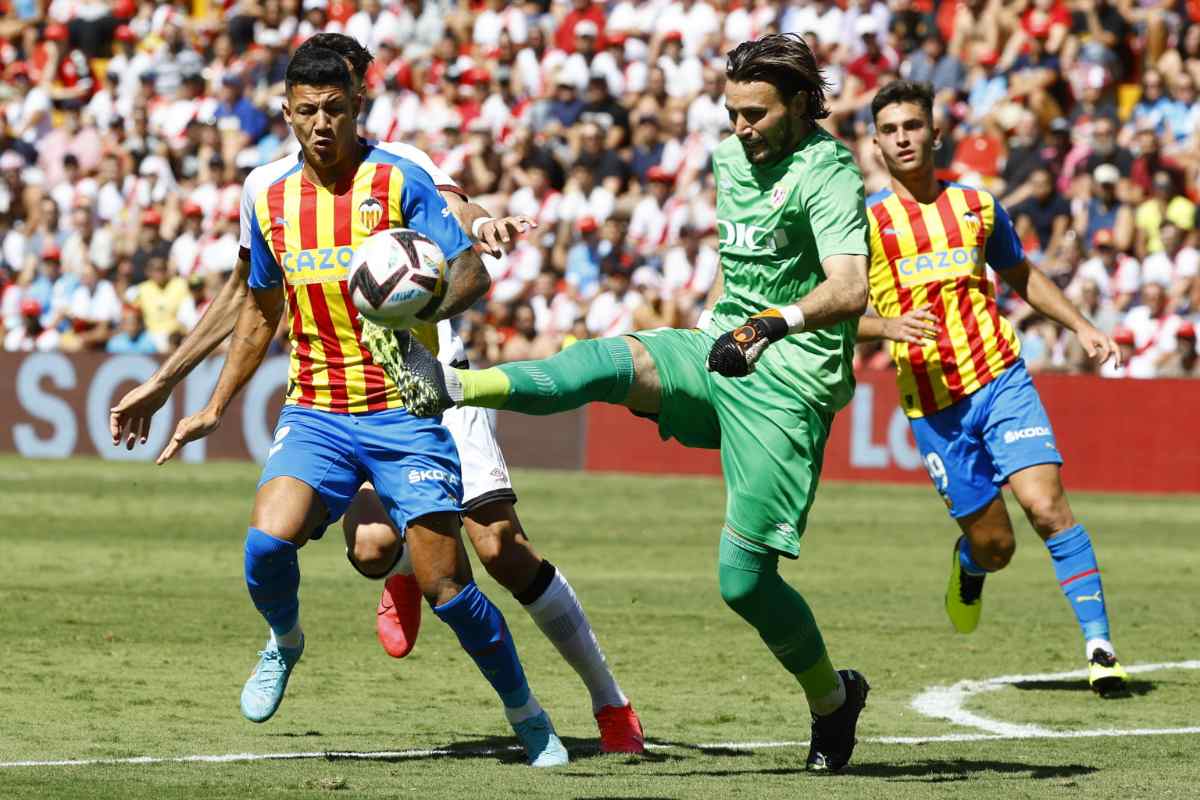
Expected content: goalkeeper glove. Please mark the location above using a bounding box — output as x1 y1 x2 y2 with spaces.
706 309 791 377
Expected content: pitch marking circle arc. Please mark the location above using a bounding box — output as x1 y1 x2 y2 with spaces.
911 659 1200 737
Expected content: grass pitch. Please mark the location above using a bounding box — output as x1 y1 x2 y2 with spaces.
1 455 1197 799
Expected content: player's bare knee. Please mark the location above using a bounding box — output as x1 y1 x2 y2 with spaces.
980 537 1015 570
249 507 314 546
1024 495 1075 538
252 477 326 544
465 505 540 590
469 522 506 569
350 522 401 575
477 531 535 592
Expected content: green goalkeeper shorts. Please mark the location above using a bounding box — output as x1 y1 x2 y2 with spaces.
628 327 833 558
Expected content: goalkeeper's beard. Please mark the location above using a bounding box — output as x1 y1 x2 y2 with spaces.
746 114 808 166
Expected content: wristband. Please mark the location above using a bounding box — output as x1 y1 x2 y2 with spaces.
780 304 806 334
470 216 495 239
697 308 713 329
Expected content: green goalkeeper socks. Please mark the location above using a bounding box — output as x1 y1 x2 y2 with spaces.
453 366 511 409
455 337 636 415
718 532 843 709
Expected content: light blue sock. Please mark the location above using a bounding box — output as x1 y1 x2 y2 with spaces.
1045 524 1111 644
958 537 989 576
244 527 300 638
434 582 533 712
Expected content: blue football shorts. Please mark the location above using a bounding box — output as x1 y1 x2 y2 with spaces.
909 359 1063 519
257 404 463 539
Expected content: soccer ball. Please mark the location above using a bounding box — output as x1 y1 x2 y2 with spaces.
348 228 447 329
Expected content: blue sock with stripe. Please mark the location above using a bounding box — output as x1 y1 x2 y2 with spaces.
1045 524 1111 649
958 536 989 575
434 582 541 723
244 527 301 643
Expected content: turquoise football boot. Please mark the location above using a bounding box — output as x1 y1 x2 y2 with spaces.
511 711 569 767
240 635 304 723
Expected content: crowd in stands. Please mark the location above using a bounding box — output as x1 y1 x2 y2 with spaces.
1 0 1198 379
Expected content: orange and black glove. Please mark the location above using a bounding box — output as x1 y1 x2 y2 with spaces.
706 309 789 377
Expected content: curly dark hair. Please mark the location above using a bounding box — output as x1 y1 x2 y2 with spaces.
295 32 374 82
724 33 830 121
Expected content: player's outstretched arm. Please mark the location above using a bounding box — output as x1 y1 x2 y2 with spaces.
419 249 492 322
440 190 537 257
465 204 537 257
857 307 939 344
708 254 869 377
109 257 251 450
1001 259 1120 367
156 285 285 464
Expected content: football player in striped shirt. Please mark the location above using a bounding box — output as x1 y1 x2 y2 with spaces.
112 35 643 755
859 80 1129 696
149 46 570 765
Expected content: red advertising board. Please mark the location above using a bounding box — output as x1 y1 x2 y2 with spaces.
583 370 1200 494
3 353 1197 494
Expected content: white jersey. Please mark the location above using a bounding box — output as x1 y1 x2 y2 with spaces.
238 140 468 367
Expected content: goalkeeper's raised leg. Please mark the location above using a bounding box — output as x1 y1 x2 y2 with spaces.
371 32 878 771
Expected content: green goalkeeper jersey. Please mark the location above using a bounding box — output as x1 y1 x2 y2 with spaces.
707 128 870 415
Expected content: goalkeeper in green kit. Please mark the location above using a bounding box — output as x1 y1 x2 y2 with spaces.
369 33 871 771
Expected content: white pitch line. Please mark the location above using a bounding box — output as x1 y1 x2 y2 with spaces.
5 660 1197 770
7 726 1200 770
911 659 1200 736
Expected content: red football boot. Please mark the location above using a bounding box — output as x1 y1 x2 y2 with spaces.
595 703 645 754
376 573 422 658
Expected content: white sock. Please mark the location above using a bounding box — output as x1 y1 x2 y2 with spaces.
445 367 465 403
1086 638 1115 660
525 569 628 713
270 621 304 650
809 672 846 717
503 693 544 725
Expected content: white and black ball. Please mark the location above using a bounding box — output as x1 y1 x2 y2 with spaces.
348 228 447 329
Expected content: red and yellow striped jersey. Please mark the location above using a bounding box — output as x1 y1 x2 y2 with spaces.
866 182 1025 418
247 145 471 414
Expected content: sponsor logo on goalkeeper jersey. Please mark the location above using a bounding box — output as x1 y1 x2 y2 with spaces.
716 220 790 253
1003 425 1052 444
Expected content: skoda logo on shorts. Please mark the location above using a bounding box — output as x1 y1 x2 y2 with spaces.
408 468 459 484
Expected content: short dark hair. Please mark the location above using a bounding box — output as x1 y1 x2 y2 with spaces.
724 33 830 121
871 79 934 123
285 45 353 93
297 32 374 81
